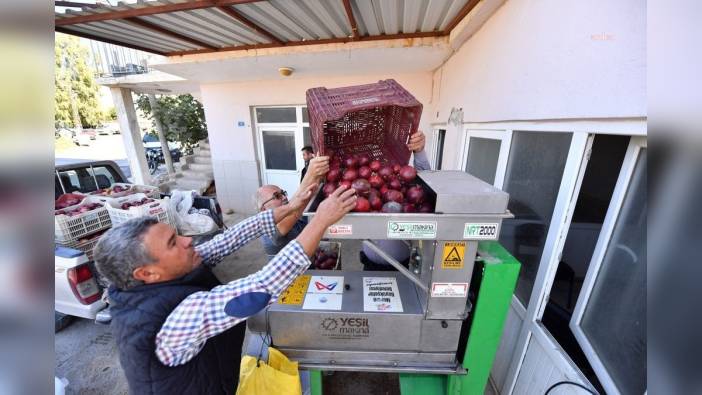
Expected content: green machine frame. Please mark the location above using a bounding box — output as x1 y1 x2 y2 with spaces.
309 241 520 395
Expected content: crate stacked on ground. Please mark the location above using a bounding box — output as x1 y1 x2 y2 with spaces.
306 79 422 164
105 193 174 227
55 196 112 259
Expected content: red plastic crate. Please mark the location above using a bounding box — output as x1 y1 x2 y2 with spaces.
306 79 422 165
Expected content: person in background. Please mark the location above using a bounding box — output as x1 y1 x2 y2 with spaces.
300 146 315 182
257 155 329 259
361 130 430 271
93 181 355 395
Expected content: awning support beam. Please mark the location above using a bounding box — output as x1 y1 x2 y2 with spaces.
124 17 219 50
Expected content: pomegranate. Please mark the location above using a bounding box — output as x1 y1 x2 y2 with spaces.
351 179 371 196
358 154 371 167
419 202 434 213
339 180 353 189
402 203 417 213
342 168 358 182
368 188 381 200
378 165 394 180
343 155 358 168
323 183 337 197
354 197 371 212
406 185 426 204
384 190 404 204
379 185 389 196
368 174 384 189
358 166 372 179
399 165 417 183
392 164 401 174
326 168 341 183
369 160 382 172
388 178 402 190
381 201 402 213
369 195 383 210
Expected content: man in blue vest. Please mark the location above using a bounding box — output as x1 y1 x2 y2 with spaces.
93 183 356 395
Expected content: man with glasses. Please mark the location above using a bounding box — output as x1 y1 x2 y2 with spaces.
257 155 329 259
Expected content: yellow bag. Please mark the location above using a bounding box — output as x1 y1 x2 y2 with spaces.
236 347 302 395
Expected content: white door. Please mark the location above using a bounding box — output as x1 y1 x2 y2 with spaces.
254 106 310 198
569 137 647 394
257 126 303 197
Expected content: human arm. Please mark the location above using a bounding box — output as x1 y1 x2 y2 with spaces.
155 185 356 367
299 156 329 192
195 185 316 266
407 130 431 171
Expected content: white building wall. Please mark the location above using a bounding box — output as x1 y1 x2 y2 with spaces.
200 72 433 213
431 0 646 170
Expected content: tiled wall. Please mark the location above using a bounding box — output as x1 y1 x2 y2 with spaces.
212 159 260 214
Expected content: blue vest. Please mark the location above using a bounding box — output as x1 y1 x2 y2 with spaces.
109 266 245 395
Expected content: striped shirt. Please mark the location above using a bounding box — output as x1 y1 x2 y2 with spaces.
154 209 310 367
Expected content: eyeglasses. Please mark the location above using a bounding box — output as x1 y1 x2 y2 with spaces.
260 190 287 210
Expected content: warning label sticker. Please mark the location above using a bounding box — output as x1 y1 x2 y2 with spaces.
279 275 310 305
328 224 352 235
431 282 469 298
441 242 466 269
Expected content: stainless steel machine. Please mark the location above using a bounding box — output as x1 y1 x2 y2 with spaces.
248 170 511 374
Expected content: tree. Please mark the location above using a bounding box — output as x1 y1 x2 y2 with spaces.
136 94 208 152
55 34 103 129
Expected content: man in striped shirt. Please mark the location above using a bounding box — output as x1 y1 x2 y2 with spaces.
94 184 356 394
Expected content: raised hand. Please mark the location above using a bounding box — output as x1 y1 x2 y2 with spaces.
288 183 318 212
407 130 426 153
314 185 356 226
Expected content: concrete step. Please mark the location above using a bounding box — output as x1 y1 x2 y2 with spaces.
179 155 195 165
183 162 213 172
194 147 211 157
198 140 210 150
193 155 211 164
181 169 213 179
173 178 211 193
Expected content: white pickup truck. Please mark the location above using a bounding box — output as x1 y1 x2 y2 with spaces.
54 160 128 331
54 160 224 332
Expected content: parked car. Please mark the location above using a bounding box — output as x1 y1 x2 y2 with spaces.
142 133 182 169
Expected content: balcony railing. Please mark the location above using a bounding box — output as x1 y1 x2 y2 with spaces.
86 39 157 78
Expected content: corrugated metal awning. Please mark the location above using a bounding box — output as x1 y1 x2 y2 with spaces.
55 0 480 56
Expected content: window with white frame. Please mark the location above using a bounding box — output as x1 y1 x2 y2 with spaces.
496 131 573 305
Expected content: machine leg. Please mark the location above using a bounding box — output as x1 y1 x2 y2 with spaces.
447 242 520 395
399 242 520 395
399 373 447 394
309 370 323 395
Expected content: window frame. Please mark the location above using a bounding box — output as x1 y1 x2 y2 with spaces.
458 129 513 189
568 136 647 395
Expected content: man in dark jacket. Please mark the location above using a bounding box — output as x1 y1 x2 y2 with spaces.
300 146 314 182
93 182 356 395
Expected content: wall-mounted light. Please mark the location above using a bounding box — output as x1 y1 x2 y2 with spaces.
278 67 294 77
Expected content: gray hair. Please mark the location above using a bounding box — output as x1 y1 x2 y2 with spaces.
93 217 158 290
255 185 279 211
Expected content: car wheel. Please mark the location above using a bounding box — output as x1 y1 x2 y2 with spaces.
55 311 74 333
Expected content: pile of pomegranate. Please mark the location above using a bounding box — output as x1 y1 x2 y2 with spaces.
55 193 85 210
312 249 339 270
322 153 434 213
92 184 132 196
119 197 155 210
55 202 104 217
